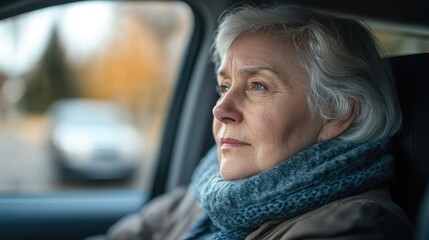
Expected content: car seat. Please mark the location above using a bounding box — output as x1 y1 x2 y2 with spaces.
389 53 429 238
416 185 429 240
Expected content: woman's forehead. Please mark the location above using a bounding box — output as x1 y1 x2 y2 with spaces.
218 33 300 76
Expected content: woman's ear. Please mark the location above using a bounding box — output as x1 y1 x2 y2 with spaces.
317 103 356 141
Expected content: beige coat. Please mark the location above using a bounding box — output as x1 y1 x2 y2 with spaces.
106 186 413 240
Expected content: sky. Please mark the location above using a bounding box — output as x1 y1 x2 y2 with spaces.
0 2 115 78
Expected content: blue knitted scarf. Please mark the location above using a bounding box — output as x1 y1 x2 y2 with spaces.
185 138 395 240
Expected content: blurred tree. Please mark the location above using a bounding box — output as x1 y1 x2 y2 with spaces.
75 13 163 108
74 12 164 128
20 25 77 113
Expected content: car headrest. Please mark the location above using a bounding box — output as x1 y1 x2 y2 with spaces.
391 53 429 176
389 53 429 223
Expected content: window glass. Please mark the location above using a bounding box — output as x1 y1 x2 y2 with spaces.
0 1 193 192
367 21 429 56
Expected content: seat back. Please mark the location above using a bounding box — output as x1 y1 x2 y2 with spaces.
389 53 429 224
416 184 429 240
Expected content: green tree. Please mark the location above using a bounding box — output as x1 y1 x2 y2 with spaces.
21 25 77 113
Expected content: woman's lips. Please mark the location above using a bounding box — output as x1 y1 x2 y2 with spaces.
220 137 250 148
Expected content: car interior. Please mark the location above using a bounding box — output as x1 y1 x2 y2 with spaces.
389 53 429 235
0 0 428 239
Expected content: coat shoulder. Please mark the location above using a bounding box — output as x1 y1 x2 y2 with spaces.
247 187 414 240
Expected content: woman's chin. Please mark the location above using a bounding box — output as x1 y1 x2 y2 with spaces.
220 170 240 181
219 159 259 181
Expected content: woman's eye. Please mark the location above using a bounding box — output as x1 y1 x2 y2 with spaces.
253 82 267 91
216 85 230 95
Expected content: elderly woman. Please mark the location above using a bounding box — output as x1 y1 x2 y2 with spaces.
106 4 413 240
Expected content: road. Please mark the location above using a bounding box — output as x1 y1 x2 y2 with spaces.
0 115 151 193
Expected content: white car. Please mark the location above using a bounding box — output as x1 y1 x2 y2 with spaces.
48 99 143 181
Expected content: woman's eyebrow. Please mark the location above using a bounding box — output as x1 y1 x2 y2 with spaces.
217 66 279 78
239 66 279 77
217 69 226 78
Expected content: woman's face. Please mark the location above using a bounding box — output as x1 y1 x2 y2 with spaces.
212 32 325 180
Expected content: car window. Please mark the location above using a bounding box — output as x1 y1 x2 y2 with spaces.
0 1 193 193
367 20 429 56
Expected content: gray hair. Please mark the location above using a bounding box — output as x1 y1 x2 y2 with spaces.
212 4 402 143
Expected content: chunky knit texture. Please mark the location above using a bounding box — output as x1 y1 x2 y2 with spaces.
185 138 395 240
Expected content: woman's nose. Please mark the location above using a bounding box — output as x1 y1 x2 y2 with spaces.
212 91 243 124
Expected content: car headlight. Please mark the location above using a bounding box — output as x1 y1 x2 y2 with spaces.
53 128 93 168
117 127 143 163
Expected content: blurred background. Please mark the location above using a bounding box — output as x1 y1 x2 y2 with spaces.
0 1 193 192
